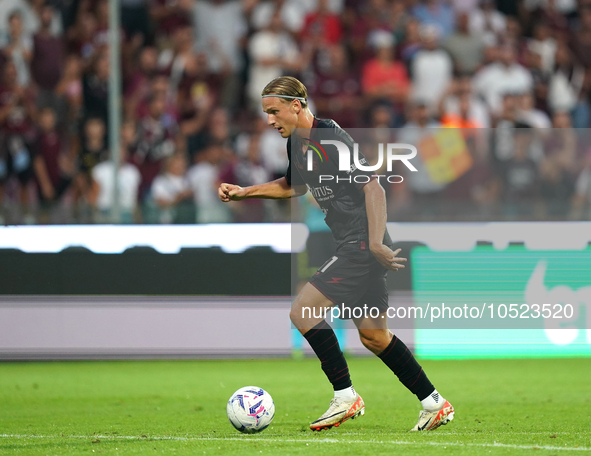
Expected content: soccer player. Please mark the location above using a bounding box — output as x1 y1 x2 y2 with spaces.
218 76 454 432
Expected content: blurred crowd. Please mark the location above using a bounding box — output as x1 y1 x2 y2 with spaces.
2 0 591 224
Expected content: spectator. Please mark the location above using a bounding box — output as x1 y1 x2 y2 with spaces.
187 143 231 223
397 98 446 220
439 74 491 127
32 107 73 223
31 4 64 109
412 0 456 39
473 44 533 115
497 127 540 219
444 12 485 74
176 50 217 102
150 0 193 39
192 0 247 110
89 119 142 223
133 92 177 199
0 59 36 224
235 116 287 181
247 12 300 109
188 106 231 162
468 0 506 46
398 18 422 64
219 135 270 222
250 0 306 34
124 46 158 118
136 74 178 120
491 93 532 162
66 8 98 59
54 55 83 125
309 43 361 127
82 49 109 123
121 0 151 42
157 26 193 91
527 22 556 75
346 0 397 65
410 24 453 111
0 0 62 40
547 42 585 118
76 117 108 198
151 152 193 223
361 30 410 107
301 0 343 46
176 56 215 151
0 12 32 86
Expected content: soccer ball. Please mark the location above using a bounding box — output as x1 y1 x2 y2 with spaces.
227 386 275 433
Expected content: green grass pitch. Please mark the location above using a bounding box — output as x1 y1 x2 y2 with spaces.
1 357 590 455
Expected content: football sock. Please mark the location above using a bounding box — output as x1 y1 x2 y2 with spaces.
334 386 356 400
420 389 445 412
378 334 435 401
303 320 352 391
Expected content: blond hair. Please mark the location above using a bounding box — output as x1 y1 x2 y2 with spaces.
261 76 308 109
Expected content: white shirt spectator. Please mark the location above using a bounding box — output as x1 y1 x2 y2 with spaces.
187 161 231 223
247 29 299 108
528 37 557 75
251 0 306 33
548 67 585 113
193 0 247 73
411 49 453 109
0 33 32 86
152 173 191 205
469 6 506 46
92 161 141 213
0 0 62 39
473 63 533 114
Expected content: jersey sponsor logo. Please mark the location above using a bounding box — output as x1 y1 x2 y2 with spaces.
307 184 334 202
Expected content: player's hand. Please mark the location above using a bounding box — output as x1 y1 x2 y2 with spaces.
370 245 407 271
218 183 247 202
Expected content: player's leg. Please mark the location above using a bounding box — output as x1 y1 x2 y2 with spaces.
354 311 454 431
290 283 364 430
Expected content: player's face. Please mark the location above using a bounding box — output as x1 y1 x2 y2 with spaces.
262 97 299 138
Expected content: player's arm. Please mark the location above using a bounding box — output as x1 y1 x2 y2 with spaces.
363 179 406 271
219 177 307 202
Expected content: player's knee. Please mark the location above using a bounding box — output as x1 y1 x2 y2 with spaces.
359 331 390 354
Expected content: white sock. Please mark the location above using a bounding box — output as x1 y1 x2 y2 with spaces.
421 389 444 412
334 386 356 400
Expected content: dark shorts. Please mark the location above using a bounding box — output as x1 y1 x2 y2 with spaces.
309 242 389 319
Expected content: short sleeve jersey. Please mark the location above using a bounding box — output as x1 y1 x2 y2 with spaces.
285 117 392 249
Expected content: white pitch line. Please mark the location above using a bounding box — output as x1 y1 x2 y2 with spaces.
0 434 589 452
